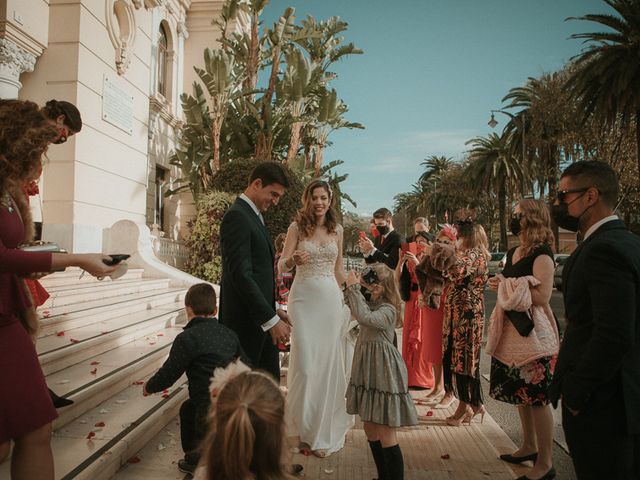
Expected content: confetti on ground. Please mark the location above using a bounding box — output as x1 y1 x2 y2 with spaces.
157 443 166 451
57 379 70 384
90 361 100 365
162 393 170 398
426 410 434 417
56 331 65 337
162 389 169 394
101 331 109 335
94 422 105 427
79 420 87 424
90 368 97 375
127 456 141 464
291 447 300 454
324 469 334 474
157 332 164 336
99 408 111 414
441 454 450 460
42 311 50 317
86 431 96 440
116 399 127 404
302 448 311 456
133 380 144 385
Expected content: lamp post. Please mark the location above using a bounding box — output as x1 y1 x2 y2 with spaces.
488 109 526 167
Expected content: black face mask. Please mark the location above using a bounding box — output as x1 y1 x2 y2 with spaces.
376 225 389 235
360 285 372 302
509 215 522 236
551 193 589 233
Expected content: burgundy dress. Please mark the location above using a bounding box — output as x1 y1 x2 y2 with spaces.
0 199 57 443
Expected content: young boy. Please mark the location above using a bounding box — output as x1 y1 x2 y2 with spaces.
143 283 248 475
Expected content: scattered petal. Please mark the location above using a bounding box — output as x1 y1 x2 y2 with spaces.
86 431 96 439
157 332 164 336
166 430 175 436
148 342 156 345
90 368 97 375
56 331 65 337
70 338 80 344
169 439 177 446
426 410 434 417
127 456 141 464
79 420 87 424
302 448 311 456
291 447 300 454
42 311 51 318
116 399 127 404
324 469 334 474
162 393 170 398
133 380 144 385
99 408 111 414
162 389 169 394
101 331 109 335
90 361 100 365
157 443 166 451
94 422 105 427
441 453 450 460
57 379 70 385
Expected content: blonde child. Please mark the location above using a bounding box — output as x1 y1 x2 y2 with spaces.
342 263 418 480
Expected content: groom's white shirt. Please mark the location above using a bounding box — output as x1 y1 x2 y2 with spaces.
238 194 279 331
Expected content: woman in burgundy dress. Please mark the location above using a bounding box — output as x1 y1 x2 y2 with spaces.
0 100 117 479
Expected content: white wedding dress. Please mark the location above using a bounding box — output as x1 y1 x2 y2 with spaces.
285 235 354 454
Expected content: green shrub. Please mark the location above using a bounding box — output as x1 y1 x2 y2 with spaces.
184 190 236 283
211 158 305 240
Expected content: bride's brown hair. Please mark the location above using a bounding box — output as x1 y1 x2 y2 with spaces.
294 180 337 238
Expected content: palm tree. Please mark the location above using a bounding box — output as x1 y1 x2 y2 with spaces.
466 131 524 250
567 0 640 185
418 155 453 186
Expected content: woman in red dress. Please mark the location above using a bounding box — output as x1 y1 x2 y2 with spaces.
0 100 117 479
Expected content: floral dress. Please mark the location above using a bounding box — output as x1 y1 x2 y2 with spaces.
442 247 488 379
489 244 557 406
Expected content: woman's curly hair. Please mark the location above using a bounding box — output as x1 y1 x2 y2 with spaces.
294 179 338 238
0 100 57 192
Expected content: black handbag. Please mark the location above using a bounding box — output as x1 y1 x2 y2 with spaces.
504 309 535 336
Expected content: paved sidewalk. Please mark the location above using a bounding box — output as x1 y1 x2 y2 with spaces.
115 390 528 480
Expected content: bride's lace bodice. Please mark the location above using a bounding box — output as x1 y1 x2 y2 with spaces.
296 240 338 278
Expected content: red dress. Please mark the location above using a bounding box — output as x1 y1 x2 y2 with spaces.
0 200 57 443
401 263 434 388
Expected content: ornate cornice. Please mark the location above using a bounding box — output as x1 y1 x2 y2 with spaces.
149 94 180 128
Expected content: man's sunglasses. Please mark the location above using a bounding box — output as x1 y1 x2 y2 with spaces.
556 188 589 203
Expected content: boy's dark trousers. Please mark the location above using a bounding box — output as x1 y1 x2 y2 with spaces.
180 398 210 465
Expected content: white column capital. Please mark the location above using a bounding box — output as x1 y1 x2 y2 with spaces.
0 38 36 98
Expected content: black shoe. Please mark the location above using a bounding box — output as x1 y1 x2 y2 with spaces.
289 464 303 475
178 459 196 474
49 388 74 408
499 452 538 464
516 467 556 480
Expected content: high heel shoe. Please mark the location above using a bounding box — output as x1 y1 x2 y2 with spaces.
445 407 472 426
499 452 538 464
516 467 556 480
468 405 486 424
49 387 74 408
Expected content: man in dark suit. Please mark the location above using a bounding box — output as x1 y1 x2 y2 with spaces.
359 207 402 269
549 161 640 480
219 162 292 381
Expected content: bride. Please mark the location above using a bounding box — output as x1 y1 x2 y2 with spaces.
278 179 354 457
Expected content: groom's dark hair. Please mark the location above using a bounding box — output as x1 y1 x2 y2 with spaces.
249 162 290 188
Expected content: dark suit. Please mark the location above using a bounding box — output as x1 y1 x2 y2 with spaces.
549 219 640 479
219 197 279 380
364 230 402 270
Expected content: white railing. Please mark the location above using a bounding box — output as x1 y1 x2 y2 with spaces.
151 235 189 270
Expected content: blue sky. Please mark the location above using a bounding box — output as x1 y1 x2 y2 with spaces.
263 0 606 216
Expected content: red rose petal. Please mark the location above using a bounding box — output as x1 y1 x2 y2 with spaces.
94 421 105 427
441 454 450 460
162 393 170 398
86 431 96 439
148 342 156 345
90 361 100 365
127 456 141 464
133 380 144 385
157 333 164 336
162 389 169 394
426 410 434 417
56 331 65 337
70 338 80 344
42 311 50 318
101 331 109 335
302 448 311 456
90 368 97 375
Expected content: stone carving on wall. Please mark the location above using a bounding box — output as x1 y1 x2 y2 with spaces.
0 38 37 98
105 0 137 75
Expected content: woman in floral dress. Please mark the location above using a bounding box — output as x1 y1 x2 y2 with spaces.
488 199 557 480
438 219 490 425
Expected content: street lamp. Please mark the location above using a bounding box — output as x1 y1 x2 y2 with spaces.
487 113 498 129
488 109 526 165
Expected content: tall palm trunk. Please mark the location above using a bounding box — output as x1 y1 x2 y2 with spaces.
636 110 640 188
498 181 507 251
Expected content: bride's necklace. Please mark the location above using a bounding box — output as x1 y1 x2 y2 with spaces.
1 192 15 214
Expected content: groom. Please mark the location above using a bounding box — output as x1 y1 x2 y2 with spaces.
219 162 292 381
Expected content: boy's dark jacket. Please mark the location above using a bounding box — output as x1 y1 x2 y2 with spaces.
145 316 249 405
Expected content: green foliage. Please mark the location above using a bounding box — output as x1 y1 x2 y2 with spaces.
184 191 236 283
211 158 306 240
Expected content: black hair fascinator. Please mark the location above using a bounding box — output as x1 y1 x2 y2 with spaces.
454 218 475 236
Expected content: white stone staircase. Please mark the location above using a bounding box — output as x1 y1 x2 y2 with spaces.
0 267 191 480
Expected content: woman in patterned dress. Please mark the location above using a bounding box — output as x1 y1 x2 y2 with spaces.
435 219 490 425
488 199 558 480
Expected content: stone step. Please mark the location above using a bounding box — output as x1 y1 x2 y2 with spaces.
39 268 145 288
38 302 184 376
48 323 183 430
41 278 172 309
0 377 188 480
38 288 187 338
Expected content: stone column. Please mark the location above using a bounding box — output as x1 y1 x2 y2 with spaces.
0 38 36 99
